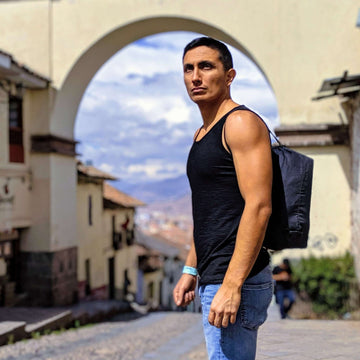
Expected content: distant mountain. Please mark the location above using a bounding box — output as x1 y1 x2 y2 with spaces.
111 174 190 204
144 192 192 218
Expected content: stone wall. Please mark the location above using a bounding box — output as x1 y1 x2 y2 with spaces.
20 247 77 306
343 94 360 283
352 97 360 283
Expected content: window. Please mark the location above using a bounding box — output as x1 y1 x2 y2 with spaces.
0 241 13 259
85 259 91 296
88 195 93 226
126 229 135 246
112 215 116 233
9 96 24 163
112 215 123 250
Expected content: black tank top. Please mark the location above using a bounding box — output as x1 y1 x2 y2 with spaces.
187 105 269 285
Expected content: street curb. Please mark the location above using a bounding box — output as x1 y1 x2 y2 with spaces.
0 321 26 346
0 301 132 347
25 311 73 334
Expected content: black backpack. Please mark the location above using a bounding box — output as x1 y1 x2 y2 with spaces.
263 143 314 250
232 105 314 251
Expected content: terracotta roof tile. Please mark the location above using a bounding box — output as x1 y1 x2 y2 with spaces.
135 229 179 257
77 162 117 180
103 182 145 208
0 49 50 86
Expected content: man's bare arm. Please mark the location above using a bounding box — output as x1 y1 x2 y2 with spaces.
173 238 197 307
208 110 272 328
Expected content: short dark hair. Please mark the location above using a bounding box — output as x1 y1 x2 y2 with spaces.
183 37 233 71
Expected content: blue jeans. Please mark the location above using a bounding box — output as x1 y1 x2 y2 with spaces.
275 289 295 319
199 266 273 360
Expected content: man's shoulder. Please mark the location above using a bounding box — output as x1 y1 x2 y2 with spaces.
226 107 264 127
224 107 269 145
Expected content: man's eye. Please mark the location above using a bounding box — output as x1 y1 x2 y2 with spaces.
184 66 193 73
201 63 213 69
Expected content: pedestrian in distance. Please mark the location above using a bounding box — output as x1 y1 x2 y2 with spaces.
272 258 296 319
173 37 274 360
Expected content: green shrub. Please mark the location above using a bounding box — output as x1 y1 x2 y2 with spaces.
7 334 14 345
292 252 356 317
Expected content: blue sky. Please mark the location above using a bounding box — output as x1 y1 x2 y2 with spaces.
74 31 278 186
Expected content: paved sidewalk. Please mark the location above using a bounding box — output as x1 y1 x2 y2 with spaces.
257 305 360 359
183 305 360 360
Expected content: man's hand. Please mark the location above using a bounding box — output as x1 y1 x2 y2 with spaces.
273 271 290 281
208 284 241 328
173 274 197 307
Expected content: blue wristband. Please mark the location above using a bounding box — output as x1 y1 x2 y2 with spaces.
183 266 198 276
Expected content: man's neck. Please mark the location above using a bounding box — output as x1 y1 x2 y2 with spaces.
198 98 238 130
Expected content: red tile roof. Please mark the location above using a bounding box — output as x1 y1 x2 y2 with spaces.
77 161 117 180
0 49 50 88
103 182 145 208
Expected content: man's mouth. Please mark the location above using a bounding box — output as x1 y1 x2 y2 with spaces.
192 87 206 94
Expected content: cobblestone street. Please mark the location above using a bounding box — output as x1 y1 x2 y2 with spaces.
0 312 205 360
0 308 359 360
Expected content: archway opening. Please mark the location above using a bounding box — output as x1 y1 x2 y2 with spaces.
75 31 278 193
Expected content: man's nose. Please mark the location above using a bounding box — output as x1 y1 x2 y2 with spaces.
192 68 201 84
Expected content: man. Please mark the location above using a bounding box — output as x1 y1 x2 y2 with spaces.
273 258 296 319
173 37 273 360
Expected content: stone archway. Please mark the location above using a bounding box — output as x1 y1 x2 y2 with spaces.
51 16 272 140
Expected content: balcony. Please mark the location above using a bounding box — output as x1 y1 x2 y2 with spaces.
126 229 135 246
112 231 123 250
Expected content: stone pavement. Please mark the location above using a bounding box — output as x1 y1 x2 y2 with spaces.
257 306 360 360
184 305 360 360
0 304 358 359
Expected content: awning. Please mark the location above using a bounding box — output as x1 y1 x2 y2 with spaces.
313 71 360 100
0 50 50 89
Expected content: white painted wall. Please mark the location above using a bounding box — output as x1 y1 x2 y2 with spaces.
77 181 138 296
103 208 138 297
77 181 106 289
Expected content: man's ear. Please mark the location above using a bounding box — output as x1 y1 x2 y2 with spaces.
226 68 236 86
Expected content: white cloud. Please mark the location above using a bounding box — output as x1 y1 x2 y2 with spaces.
127 159 186 181
122 95 192 125
163 98 192 125
99 163 115 174
94 32 199 82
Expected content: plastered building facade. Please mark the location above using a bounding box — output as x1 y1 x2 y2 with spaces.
76 165 142 303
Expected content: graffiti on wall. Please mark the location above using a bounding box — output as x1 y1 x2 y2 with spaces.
308 233 339 252
0 174 31 232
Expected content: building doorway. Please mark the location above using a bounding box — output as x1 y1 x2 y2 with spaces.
0 231 20 306
108 257 115 299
